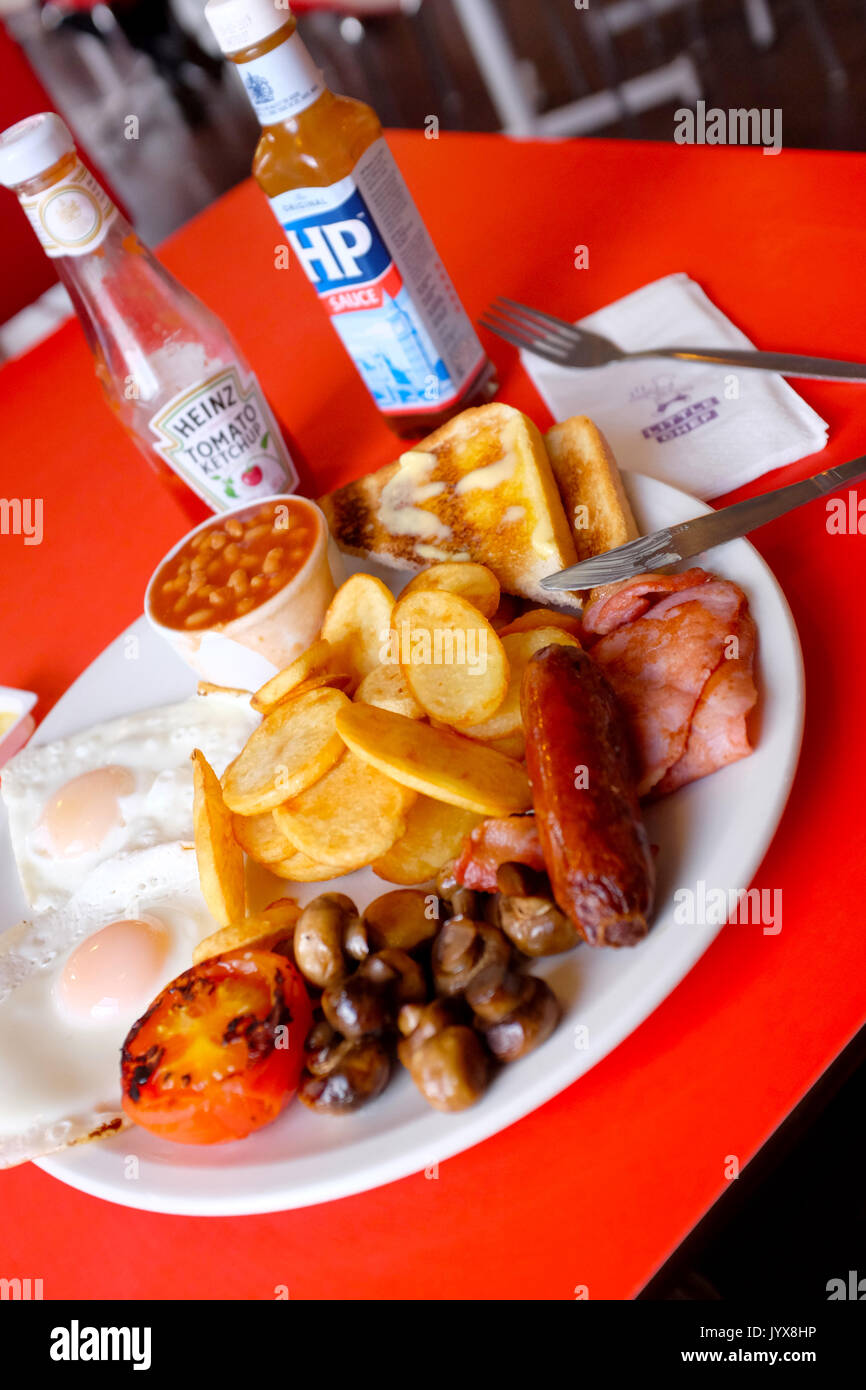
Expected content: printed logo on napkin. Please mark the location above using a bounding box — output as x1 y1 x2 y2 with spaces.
630 373 721 445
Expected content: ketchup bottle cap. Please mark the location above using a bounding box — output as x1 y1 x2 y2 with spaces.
0 112 75 189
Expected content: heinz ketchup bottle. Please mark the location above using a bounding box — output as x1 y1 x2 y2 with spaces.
204 0 498 439
0 112 299 519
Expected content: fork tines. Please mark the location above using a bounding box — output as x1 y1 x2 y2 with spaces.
479 296 580 363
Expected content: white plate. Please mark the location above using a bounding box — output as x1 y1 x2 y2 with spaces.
3 473 803 1216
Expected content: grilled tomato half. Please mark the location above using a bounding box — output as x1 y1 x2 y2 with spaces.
121 949 313 1144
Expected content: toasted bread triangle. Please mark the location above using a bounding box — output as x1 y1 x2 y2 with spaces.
319 404 581 609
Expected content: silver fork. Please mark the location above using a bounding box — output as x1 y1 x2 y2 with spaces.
480 296 866 382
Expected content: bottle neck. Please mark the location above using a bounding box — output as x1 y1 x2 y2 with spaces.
14 152 124 262
228 20 328 128
13 152 213 373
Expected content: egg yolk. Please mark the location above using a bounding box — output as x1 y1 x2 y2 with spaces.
57 917 171 1023
39 764 135 858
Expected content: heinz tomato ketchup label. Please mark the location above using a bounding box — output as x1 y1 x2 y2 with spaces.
269 139 485 414
149 365 297 509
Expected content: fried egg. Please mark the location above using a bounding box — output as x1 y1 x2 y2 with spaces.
1 692 258 910
0 842 216 1168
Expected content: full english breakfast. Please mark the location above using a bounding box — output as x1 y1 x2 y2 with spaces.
0 403 760 1166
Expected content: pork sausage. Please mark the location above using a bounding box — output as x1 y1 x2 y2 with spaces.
521 643 654 947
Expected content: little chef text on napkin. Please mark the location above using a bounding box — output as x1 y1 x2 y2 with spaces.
520 272 828 501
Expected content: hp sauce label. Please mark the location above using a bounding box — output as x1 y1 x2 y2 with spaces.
269 139 484 414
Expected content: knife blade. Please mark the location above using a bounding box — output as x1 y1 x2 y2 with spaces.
540 454 866 591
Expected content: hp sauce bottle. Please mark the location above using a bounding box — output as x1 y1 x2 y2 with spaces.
205 0 498 438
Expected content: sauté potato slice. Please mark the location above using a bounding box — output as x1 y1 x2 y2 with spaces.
485 729 526 761
320 573 395 689
231 809 296 865
355 662 424 719
372 795 484 885
336 703 532 816
269 850 349 882
192 898 301 965
251 637 335 714
498 608 584 639
269 671 353 707
392 588 509 729
192 748 246 927
402 561 500 619
221 687 349 814
464 627 580 742
274 751 417 870
197 681 253 699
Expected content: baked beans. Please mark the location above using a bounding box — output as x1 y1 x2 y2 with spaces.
150 500 316 631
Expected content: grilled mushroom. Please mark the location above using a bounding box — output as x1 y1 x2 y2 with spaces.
397 1000 489 1112
435 861 479 920
321 973 390 1039
294 893 363 989
305 1015 339 1075
299 1036 391 1113
470 973 561 1063
495 862 548 897
343 915 370 963
360 947 427 1006
321 947 426 1039
431 917 511 997
494 863 581 956
363 890 438 953
464 967 525 1022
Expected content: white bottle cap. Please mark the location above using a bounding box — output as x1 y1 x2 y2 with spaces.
0 112 75 189
204 0 292 56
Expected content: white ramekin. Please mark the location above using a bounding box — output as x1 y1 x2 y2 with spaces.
144 496 343 688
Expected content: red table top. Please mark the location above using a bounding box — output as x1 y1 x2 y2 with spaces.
1 131 864 1301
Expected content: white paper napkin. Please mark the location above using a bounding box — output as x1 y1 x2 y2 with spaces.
520 272 828 500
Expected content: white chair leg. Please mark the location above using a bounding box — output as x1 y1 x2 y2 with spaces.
449 0 540 135
452 0 705 140
536 53 702 139
742 0 776 49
